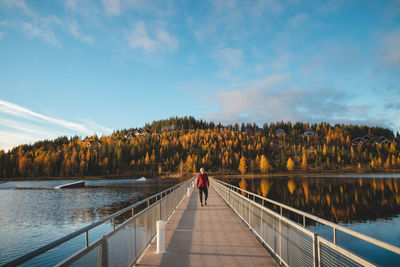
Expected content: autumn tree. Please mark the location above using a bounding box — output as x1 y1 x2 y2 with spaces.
259 155 270 173
18 155 30 176
238 155 247 175
287 157 295 171
301 152 308 172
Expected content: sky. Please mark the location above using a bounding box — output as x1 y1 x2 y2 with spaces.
0 0 400 151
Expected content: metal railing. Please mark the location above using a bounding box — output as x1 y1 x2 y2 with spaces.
211 178 400 267
4 178 194 267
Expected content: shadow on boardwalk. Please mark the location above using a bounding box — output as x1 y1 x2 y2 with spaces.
137 186 278 267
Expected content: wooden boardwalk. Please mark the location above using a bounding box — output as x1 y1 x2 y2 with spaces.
137 186 279 267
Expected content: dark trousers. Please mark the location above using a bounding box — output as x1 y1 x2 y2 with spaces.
199 186 208 203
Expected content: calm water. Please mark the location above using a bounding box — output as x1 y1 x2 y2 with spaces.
0 178 183 266
218 174 400 266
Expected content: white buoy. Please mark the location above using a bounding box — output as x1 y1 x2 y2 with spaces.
187 187 190 197
156 220 166 253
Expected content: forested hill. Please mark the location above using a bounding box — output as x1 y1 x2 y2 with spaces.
1 116 399 178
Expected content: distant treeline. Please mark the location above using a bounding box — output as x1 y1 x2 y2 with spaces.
0 116 399 178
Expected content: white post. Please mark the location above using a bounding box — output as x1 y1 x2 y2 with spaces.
156 220 166 253
187 187 190 197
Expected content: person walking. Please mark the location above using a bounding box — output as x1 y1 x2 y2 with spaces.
196 167 209 206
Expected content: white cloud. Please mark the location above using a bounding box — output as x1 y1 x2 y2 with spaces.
0 31 5 39
66 19 94 44
0 118 64 138
157 28 178 51
0 100 112 151
1 0 33 15
22 22 61 46
203 74 385 127
126 21 178 52
102 0 120 15
0 100 110 135
126 21 157 51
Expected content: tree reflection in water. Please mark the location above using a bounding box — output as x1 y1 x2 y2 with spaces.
220 176 400 224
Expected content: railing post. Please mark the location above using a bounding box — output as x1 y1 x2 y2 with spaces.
112 218 115 230
134 218 137 260
261 206 264 241
303 215 306 228
333 228 337 244
100 236 108 267
159 198 162 220
313 233 319 267
85 231 89 248
279 216 282 264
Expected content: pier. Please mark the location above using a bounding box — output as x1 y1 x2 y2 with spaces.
137 185 278 266
54 180 85 189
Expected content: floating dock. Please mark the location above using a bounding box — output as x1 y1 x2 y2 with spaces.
54 181 85 189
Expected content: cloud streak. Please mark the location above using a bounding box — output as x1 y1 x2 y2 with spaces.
0 100 112 151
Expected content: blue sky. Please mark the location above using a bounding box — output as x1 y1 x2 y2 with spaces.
0 0 400 151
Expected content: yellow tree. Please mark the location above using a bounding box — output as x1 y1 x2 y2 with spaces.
370 159 376 169
301 152 308 172
145 152 150 165
259 155 270 173
238 155 247 175
323 144 327 156
287 157 295 171
185 155 193 172
384 156 391 169
19 155 30 176
158 165 162 175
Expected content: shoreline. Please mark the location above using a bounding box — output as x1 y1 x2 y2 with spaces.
1 169 400 181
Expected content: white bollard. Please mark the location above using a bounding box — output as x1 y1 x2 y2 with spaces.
156 220 166 253
187 187 190 197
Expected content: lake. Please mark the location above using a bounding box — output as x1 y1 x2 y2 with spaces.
1 174 399 266
0 178 184 266
217 174 400 266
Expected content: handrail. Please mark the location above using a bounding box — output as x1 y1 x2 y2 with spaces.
3 178 191 267
212 178 400 256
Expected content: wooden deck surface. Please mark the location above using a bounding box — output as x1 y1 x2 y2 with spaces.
137 185 279 267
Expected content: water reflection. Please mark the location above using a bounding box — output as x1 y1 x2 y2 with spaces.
0 178 183 265
219 176 400 224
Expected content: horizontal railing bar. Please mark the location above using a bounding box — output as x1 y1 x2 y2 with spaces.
3 178 192 267
212 178 400 256
55 236 103 267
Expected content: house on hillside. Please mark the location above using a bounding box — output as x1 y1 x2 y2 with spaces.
124 131 134 139
351 135 391 145
275 129 286 137
304 128 318 137
373 136 390 144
